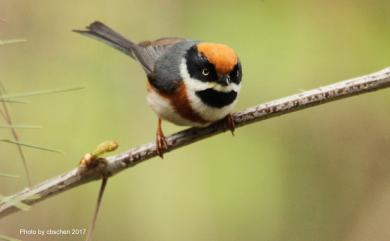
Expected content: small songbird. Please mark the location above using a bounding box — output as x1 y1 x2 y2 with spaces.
74 21 242 157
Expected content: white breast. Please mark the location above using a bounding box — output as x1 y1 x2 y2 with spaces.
146 88 202 126
146 58 240 127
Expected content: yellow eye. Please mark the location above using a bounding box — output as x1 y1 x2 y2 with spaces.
202 68 209 76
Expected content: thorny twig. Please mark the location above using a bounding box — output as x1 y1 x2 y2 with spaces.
0 67 390 218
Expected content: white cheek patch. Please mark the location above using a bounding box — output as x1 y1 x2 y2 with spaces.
179 58 240 122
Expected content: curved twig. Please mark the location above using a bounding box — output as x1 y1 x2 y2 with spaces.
1 67 390 218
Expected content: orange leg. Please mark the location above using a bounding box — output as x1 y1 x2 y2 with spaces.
156 118 168 158
224 114 236 136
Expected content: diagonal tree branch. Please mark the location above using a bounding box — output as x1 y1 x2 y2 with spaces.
1 67 390 219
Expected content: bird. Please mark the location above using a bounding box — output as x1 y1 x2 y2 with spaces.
74 21 242 157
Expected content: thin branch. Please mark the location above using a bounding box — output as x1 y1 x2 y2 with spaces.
85 177 108 241
0 234 21 241
0 139 62 153
0 82 32 186
0 39 26 46
0 85 86 100
0 173 20 178
0 124 42 129
0 99 29 104
0 67 389 219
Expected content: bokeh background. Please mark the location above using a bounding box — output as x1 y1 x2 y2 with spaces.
1 0 390 240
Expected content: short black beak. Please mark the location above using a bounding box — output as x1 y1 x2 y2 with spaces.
218 74 231 86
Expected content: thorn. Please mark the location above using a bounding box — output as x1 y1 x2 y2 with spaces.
85 177 108 241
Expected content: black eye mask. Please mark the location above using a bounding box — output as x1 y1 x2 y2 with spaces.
185 46 218 82
185 45 242 85
229 60 242 85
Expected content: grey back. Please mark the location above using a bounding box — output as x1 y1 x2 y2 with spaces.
149 41 199 93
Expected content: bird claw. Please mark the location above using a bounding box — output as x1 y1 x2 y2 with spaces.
156 118 168 158
156 132 168 158
225 114 236 136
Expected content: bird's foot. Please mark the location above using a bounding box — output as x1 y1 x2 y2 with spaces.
156 118 168 158
156 130 168 158
224 114 236 136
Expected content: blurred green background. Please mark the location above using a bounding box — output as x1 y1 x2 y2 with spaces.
1 0 390 240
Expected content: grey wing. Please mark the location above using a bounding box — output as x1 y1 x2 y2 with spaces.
135 37 187 74
74 21 186 74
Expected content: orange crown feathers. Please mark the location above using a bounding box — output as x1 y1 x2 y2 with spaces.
196 43 238 74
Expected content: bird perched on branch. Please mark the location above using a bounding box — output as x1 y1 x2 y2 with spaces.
74 21 242 157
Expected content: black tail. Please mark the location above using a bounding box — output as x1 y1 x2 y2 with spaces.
73 21 137 59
